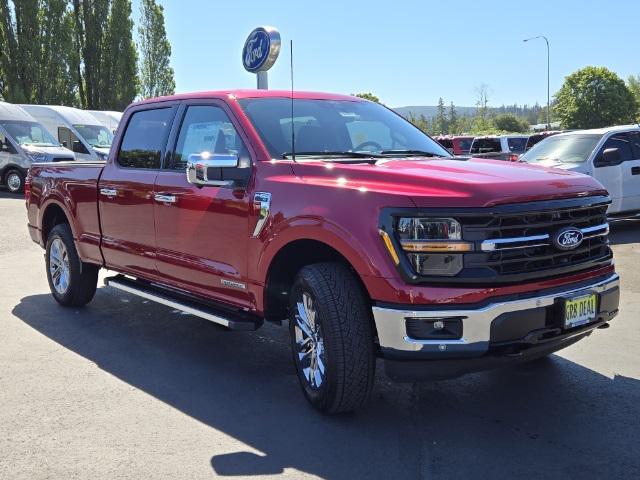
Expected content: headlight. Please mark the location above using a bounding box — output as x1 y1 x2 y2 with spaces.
395 217 471 276
25 151 48 163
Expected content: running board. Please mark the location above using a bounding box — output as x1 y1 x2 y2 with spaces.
104 275 261 331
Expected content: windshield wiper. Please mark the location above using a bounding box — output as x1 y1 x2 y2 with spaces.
281 151 383 159
379 149 445 157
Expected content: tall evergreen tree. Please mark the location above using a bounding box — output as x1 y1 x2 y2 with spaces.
138 0 175 99
434 97 448 134
448 101 458 134
102 0 137 109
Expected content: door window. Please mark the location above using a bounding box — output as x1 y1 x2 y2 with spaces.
170 105 249 170
628 132 640 158
0 131 17 154
118 108 175 169
58 127 89 155
595 133 634 166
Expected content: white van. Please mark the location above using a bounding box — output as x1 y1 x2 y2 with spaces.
520 125 640 216
0 102 74 193
87 110 122 134
20 105 113 161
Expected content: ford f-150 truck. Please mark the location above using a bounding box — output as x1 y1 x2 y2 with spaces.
26 90 620 414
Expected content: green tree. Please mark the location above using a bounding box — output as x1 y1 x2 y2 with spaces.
448 101 458 133
354 92 380 103
473 83 491 132
628 75 640 121
554 66 637 129
493 113 529 133
102 0 137 109
138 0 174 99
433 97 448 134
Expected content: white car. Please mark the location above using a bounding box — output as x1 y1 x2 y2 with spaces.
520 125 640 216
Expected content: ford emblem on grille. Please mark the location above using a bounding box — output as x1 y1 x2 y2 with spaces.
553 227 584 251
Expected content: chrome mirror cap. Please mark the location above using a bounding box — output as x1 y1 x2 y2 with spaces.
186 153 239 186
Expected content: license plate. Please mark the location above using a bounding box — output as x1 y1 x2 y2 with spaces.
564 293 597 328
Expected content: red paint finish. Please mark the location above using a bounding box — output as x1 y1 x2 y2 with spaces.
25 90 617 318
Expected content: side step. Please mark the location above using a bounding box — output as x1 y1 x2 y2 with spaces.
104 275 261 331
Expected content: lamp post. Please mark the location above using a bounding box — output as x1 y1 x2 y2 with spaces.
523 35 550 130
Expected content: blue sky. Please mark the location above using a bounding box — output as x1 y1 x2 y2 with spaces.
131 0 639 108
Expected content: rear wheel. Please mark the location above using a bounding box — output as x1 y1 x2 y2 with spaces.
288 263 376 414
4 169 24 194
45 223 99 307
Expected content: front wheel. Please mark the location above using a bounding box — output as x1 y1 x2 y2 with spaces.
45 223 99 307
4 169 24 194
288 263 376 414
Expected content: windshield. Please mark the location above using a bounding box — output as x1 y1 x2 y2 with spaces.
73 124 113 148
520 134 602 164
0 120 59 147
238 98 451 159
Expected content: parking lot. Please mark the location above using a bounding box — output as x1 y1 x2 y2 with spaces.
1 190 639 479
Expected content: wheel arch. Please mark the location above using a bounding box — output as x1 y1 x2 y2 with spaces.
40 200 74 245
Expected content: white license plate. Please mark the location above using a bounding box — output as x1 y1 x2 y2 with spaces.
564 293 597 328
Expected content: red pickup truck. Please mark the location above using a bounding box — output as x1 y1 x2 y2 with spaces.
26 90 620 413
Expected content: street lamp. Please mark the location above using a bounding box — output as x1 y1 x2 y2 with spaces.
523 35 550 130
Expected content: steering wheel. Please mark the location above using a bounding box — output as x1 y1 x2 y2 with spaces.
353 141 383 152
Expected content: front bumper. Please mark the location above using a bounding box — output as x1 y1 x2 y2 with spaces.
372 273 620 381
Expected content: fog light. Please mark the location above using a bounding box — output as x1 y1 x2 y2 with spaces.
405 317 464 340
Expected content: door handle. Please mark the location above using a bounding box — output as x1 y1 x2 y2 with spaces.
100 188 117 198
154 193 177 204
631 167 640 175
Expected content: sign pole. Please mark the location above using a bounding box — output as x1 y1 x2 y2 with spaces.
257 71 268 90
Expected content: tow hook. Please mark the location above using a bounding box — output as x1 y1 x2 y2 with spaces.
597 322 610 329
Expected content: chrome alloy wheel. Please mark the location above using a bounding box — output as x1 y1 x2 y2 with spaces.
294 292 326 389
6 172 21 192
49 238 70 295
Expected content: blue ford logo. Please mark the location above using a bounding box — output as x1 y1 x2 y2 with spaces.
242 27 281 73
553 227 584 251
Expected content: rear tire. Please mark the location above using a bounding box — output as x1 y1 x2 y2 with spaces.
288 262 376 414
4 169 24 194
45 223 99 307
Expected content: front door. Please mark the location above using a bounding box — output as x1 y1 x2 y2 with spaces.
98 106 176 279
153 102 253 309
593 132 640 213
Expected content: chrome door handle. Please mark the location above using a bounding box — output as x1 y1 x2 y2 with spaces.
100 188 117 198
154 193 177 204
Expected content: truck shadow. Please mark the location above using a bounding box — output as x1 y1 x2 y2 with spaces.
12 290 640 479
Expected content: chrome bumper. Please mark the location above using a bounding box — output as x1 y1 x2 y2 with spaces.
372 273 620 357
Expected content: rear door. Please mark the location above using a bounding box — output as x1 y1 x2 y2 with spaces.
98 105 176 278
625 131 640 211
153 101 254 308
593 132 635 213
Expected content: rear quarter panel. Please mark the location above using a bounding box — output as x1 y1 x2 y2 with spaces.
28 162 104 264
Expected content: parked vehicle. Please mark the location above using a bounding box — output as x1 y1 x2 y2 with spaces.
469 134 529 161
26 90 619 413
520 125 640 216
0 102 74 193
88 110 122 134
20 105 113 161
524 130 562 151
435 135 474 155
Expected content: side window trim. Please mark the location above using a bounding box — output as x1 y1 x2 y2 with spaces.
115 104 178 170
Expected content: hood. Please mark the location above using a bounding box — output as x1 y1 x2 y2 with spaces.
21 144 75 160
290 157 607 208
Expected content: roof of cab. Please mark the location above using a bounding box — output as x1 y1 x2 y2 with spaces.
0 101 37 122
136 89 362 105
553 124 640 137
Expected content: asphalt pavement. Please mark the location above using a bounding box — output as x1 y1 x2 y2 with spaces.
1 190 639 479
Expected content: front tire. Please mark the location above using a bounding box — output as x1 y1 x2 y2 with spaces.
4 169 24 194
288 263 376 414
45 223 99 307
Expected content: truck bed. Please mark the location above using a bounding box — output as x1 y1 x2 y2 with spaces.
27 161 105 264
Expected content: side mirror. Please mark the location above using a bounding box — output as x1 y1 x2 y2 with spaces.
61 141 68 148
72 141 86 154
598 147 621 167
186 153 239 187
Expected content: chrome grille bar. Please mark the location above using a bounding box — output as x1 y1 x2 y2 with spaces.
480 223 609 252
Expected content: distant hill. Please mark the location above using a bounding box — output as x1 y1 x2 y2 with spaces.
393 105 479 119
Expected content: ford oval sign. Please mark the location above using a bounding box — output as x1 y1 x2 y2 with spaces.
553 227 584 251
242 26 281 73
